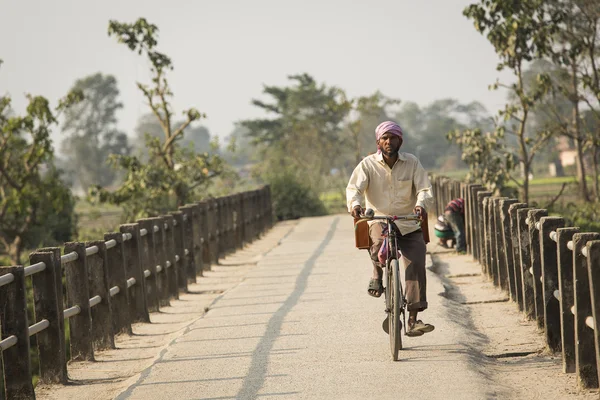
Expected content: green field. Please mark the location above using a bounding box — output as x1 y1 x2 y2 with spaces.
74 200 123 242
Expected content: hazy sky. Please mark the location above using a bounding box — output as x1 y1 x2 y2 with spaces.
0 0 512 152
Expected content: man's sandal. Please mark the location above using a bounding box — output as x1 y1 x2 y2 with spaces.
367 278 384 298
407 320 435 337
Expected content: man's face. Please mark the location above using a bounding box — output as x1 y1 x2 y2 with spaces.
377 132 402 156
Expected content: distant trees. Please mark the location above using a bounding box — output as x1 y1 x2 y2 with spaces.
0 65 81 263
61 73 130 191
240 73 351 219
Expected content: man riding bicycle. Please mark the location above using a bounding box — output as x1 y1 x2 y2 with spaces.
346 120 435 337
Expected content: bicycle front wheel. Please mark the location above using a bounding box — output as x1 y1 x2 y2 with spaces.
388 259 402 360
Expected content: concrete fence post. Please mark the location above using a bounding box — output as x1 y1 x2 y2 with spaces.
493 197 509 289
153 217 169 307
0 265 35 399
191 203 206 274
573 232 600 389
539 217 565 353
477 191 492 266
104 232 132 335
178 206 197 283
29 251 67 384
508 203 528 311
557 227 580 373
516 208 535 320
85 240 115 350
500 199 519 301
528 209 548 329
119 223 150 323
63 242 94 361
37 246 68 378
138 218 161 311
172 211 189 292
469 185 484 260
586 240 600 388
163 216 179 300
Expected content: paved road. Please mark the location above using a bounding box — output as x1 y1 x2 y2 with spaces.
114 215 492 400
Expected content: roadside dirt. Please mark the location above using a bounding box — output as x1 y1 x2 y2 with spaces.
429 244 598 399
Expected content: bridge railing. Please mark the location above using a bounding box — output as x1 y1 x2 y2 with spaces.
432 176 600 390
0 186 273 400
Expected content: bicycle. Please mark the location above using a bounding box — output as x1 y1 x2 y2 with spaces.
355 209 422 361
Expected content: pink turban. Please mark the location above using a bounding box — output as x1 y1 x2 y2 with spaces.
375 121 403 153
375 121 404 140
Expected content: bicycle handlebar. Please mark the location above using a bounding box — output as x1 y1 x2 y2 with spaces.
355 208 421 224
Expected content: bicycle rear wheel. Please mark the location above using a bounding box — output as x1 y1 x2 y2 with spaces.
388 259 402 360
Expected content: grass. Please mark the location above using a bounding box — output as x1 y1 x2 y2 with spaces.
74 199 123 242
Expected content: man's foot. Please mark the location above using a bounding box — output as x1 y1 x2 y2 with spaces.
367 278 384 298
407 320 434 336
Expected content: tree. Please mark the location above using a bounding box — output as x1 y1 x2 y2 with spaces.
0 84 81 264
447 128 515 194
241 73 352 190
61 73 130 191
92 18 226 219
133 113 212 157
465 0 559 203
240 73 351 218
397 99 492 170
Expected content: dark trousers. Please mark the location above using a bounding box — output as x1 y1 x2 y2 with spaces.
445 211 466 252
368 223 428 312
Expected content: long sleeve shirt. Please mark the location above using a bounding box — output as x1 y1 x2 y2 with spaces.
346 151 434 235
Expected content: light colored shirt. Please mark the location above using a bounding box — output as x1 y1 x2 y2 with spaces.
346 151 434 235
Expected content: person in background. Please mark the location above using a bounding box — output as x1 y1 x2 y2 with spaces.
434 214 455 249
444 198 466 254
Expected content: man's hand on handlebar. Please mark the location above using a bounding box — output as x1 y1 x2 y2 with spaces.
413 206 426 222
351 205 364 219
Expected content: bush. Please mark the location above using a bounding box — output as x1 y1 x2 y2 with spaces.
548 201 600 234
267 173 327 221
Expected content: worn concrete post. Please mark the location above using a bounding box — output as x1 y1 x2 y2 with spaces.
528 209 548 329
470 186 484 261
573 232 600 389
517 208 535 320
195 201 210 271
178 206 196 284
509 204 528 311
85 240 115 350
153 217 170 307
163 216 179 300
500 199 519 301
104 232 132 335
172 211 188 292
119 223 150 323
477 191 492 266
38 246 68 379
191 203 205 274
539 217 565 352
234 194 243 250
64 242 94 361
586 240 600 388
557 227 580 373
29 251 67 384
138 218 161 311
0 266 35 399
493 197 509 290
482 197 492 278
